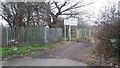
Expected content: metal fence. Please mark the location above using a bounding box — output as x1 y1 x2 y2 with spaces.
1 27 63 46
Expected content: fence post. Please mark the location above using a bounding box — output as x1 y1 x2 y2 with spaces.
44 26 49 45
6 27 8 46
0 27 2 46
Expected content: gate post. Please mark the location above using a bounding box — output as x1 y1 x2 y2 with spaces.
76 29 79 41
69 25 71 42
88 29 91 40
64 25 66 42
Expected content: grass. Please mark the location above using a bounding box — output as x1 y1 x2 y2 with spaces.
0 44 53 58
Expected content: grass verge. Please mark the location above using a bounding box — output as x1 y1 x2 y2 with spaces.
0 44 53 59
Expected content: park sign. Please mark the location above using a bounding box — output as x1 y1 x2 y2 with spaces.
64 18 78 26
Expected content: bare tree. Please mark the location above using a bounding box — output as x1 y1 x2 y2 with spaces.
0 1 93 40
0 2 48 40
0 2 28 40
0 1 93 28
43 0 93 27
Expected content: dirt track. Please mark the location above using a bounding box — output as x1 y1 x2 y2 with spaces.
2 41 92 66
33 41 91 61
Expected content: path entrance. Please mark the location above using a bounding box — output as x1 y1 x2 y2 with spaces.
64 18 91 42
2 42 91 66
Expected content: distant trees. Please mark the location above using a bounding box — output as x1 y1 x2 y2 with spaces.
0 2 46 40
0 2 48 27
0 0 93 28
0 0 93 42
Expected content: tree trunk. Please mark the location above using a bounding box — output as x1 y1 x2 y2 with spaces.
49 14 58 28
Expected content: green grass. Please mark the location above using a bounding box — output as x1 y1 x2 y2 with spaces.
0 44 53 58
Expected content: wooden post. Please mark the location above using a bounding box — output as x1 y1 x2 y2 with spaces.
64 25 66 42
76 29 79 41
69 25 71 42
88 29 91 41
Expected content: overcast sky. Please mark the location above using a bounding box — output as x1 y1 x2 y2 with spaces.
0 0 119 26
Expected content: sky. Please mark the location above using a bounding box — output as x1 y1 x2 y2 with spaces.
85 0 119 19
80 0 119 25
0 0 119 26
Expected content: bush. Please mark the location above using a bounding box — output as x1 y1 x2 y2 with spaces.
93 21 120 62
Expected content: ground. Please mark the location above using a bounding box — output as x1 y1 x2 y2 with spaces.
32 41 90 60
1 41 109 66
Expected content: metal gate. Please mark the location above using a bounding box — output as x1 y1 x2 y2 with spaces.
76 28 91 41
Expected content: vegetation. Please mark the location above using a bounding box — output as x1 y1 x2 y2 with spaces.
0 1 92 28
0 44 53 58
0 1 93 42
92 5 120 63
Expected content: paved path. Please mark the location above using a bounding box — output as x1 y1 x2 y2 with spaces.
2 42 91 66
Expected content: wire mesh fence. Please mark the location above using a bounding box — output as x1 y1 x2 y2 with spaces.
1 27 63 46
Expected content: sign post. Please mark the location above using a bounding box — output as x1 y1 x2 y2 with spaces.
64 18 78 42
64 25 66 42
69 23 71 42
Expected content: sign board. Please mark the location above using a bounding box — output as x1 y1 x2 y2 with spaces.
64 19 71 25
64 18 78 26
